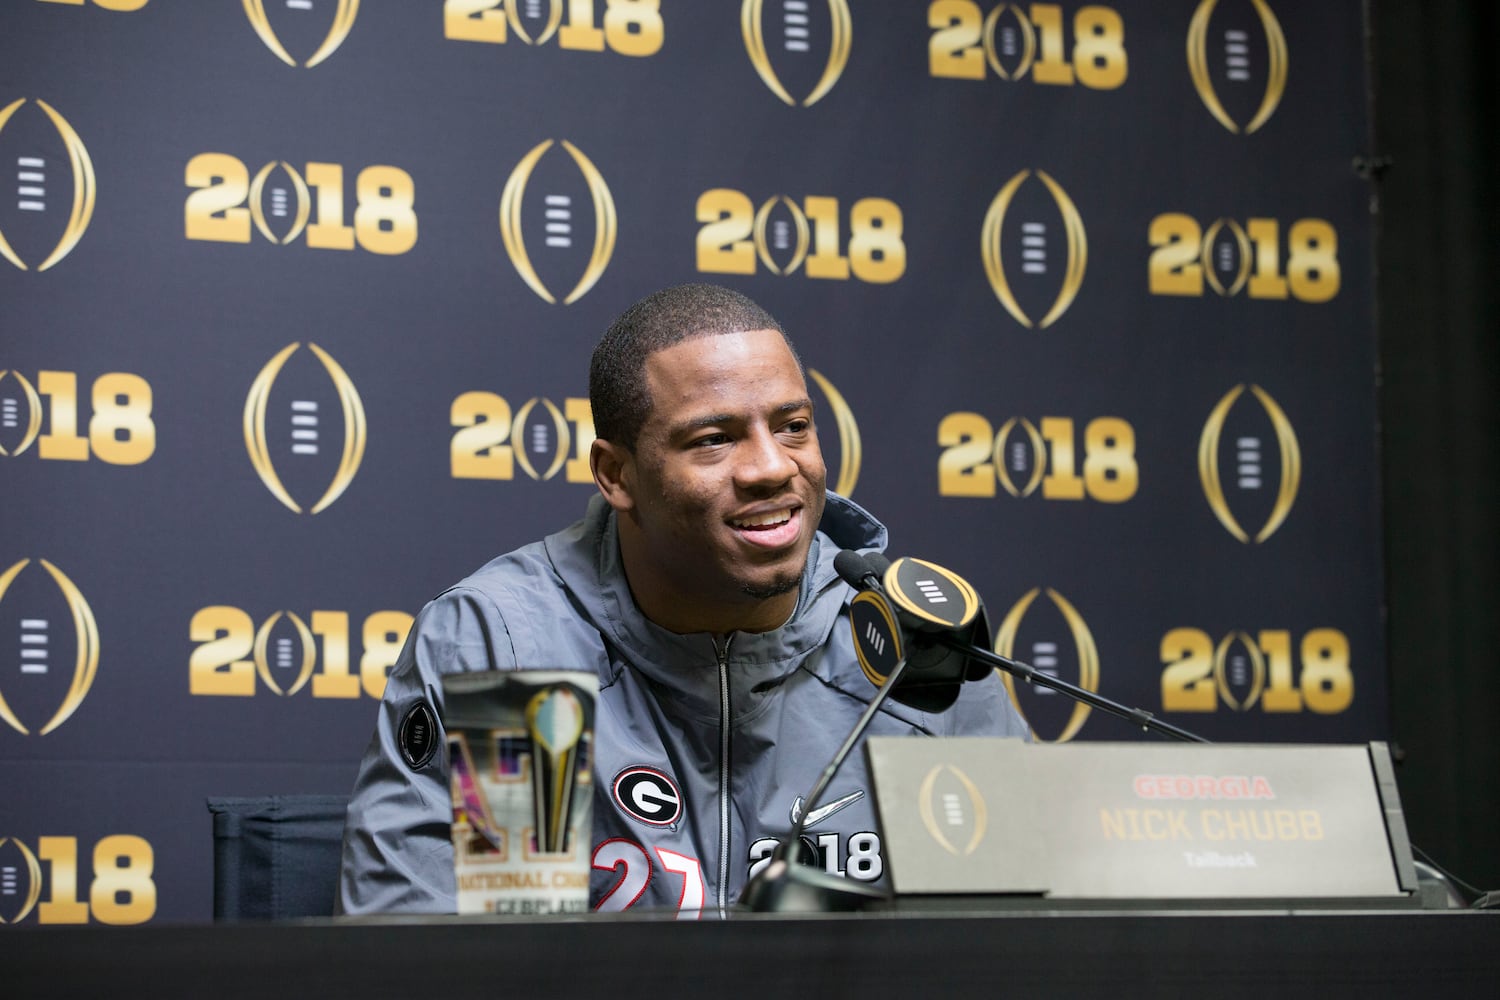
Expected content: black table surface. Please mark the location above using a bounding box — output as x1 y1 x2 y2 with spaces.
5 904 1499 999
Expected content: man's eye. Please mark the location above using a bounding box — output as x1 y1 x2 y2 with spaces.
693 433 730 448
782 420 811 435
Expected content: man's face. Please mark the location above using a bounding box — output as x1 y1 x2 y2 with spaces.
606 328 827 634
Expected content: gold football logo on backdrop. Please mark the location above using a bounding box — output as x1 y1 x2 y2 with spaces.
511 398 571 481
499 140 616 305
807 369 861 496
504 0 564 44
247 161 311 244
0 99 96 272
1187 0 1287 134
982 3 1039 80
981 170 1086 328
1200 218 1251 296
754 195 809 275
243 0 360 68
1198 383 1300 543
994 587 1099 742
1211 631 1265 711
0 559 100 736
244 343 367 514
918 764 987 857
0 837 42 923
742 0 852 107
0 371 43 457
251 611 317 695
502 0 563 45
993 418 1045 497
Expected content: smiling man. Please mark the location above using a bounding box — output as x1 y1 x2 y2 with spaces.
337 284 1029 917
592 323 824 635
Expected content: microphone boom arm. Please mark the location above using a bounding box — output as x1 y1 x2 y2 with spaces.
935 633 1209 743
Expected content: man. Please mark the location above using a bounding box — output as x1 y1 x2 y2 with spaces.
337 283 1030 917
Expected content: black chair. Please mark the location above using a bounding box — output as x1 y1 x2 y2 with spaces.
206 794 348 920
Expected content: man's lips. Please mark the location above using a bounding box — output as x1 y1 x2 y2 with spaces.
728 506 802 548
730 507 793 529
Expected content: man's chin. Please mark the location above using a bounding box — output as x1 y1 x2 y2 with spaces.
740 557 807 601
741 576 800 601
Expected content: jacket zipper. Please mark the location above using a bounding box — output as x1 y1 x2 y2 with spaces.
715 634 733 918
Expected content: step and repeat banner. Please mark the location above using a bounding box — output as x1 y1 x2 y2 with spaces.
1 1 1380 924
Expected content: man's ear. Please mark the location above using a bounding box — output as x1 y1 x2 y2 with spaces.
590 438 636 513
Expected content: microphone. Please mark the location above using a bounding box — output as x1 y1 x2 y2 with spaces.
741 550 1015 912
740 551 914 913
832 548 882 590
864 551 1211 744
836 550 992 713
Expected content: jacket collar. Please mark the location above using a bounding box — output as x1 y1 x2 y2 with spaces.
545 492 886 721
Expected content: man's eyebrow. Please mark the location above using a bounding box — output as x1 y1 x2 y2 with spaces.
674 413 734 435
775 398 814 416
667 399 814 437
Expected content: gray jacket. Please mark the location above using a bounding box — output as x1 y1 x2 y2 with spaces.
337 492 1030 917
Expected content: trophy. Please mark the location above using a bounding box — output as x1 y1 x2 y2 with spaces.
443 670 597 915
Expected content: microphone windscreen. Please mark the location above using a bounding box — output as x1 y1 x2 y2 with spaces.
865 551 893 577
833 549 875 589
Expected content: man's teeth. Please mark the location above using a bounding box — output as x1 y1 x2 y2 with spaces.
732 509 792 529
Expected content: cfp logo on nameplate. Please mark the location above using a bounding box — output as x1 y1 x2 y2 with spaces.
927 2 1128 89
499 140 616 304
741 0 851 107
451 370 862 495
994 587 1099 742
243 0 360 68
982 170 1085 328
918 765 987 857
244 343 367 514
0 99 95 272
0 834 155 926
0 559 99 737
1199 384 1299 543
1187 0 1287 134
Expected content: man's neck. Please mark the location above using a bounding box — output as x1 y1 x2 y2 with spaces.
635 586 799 637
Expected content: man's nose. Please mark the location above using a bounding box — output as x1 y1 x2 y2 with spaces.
735 426 798 489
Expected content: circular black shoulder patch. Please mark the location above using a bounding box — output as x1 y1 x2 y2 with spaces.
398 702 438 770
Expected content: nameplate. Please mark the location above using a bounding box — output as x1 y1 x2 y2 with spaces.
864 738 1417 902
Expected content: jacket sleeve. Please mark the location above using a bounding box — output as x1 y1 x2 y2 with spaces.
336 587 516 915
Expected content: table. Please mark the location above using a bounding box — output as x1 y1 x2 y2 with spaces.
5 906 1498 998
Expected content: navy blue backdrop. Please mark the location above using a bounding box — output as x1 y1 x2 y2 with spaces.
0 0 1381 924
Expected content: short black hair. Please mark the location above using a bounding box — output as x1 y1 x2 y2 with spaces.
589 283 801 448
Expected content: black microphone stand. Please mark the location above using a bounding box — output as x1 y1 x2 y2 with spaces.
931 634 1209 743
738 645 910 913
